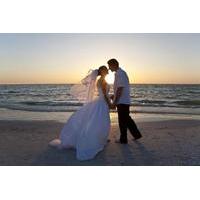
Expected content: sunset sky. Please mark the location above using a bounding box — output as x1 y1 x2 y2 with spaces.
0 33 200 84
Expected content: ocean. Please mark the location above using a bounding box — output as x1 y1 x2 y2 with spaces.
0 84 200 115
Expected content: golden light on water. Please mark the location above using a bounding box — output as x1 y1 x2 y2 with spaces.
105 71 115 84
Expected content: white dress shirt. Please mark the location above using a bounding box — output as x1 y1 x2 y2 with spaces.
113 67 131 105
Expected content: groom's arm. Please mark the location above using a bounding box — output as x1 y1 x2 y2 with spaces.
113 87 123 105
113 72 126 106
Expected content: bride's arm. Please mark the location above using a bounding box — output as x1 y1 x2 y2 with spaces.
101 80 112 108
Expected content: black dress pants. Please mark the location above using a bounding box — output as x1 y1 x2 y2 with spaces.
117 104 142 143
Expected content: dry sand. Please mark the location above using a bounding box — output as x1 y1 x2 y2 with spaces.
0 119 200 166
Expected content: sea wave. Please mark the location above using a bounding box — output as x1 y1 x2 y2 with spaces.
173 100 200 106
7 90 19 94
19 101 83 107
139 100 166 104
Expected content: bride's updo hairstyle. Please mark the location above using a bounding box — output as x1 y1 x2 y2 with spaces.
98 65 108 76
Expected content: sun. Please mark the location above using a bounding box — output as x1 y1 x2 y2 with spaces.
105 71 115 84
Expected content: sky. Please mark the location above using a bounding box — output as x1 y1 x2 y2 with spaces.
0 33 200 84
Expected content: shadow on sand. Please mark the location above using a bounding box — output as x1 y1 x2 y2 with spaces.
32 145 113 166
32 140 157 166
116 140 157 165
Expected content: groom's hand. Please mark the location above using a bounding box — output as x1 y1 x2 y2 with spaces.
110 104 116 110
110 94 114 100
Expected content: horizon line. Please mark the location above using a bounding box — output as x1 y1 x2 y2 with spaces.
0 83 200 85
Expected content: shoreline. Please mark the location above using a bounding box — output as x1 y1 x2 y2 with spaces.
1 108 200 123
1 107 200 115
0 119 199 166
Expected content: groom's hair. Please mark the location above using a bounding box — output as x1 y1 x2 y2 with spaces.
107 58 119 67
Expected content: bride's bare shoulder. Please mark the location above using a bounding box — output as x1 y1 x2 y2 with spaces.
97 78 107 86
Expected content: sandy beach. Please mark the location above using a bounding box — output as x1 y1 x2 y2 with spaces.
0 118 199 166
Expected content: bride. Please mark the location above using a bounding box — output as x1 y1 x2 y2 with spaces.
49 66 111 161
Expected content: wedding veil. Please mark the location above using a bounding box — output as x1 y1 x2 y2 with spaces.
70 69 99 104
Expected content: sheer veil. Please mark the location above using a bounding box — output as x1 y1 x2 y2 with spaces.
70 69 99 104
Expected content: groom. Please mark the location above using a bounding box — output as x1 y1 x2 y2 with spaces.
107 58 142 144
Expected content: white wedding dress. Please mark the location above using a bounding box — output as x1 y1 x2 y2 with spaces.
50 80 110 161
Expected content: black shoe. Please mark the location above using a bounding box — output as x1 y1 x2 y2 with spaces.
133 135 142 140
115 139 128 144
121 141 128 144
